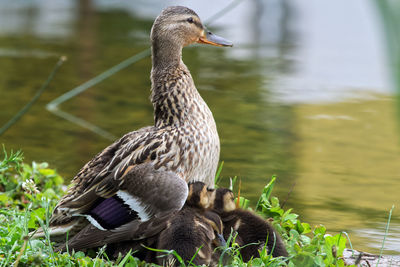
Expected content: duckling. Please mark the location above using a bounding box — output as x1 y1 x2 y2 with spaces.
185 180 216 209
155 182 225 266
214 188 288 261
33 6 232 243
156 207 224 266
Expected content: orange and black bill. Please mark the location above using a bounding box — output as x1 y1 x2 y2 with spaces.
198 30 233 47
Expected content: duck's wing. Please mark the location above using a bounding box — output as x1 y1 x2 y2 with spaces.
49 126 155 223
32 133 128 239
51 163 187 248
55 164 187 251
65 163 188 224
35 126 184 239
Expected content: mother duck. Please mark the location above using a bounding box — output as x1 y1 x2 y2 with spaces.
34 6 232 244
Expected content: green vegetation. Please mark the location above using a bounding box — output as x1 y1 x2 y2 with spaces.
0 148 353 266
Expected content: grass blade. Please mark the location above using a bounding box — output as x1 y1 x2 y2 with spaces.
377 205 395 267
214 161 224 186
256 176 276 211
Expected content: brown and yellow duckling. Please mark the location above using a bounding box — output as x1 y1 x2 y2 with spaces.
213 188 289 261
33 6 232 244
156 201 225 266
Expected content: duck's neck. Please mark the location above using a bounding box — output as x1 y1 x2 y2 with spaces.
150 41 203 128
151 39 182 70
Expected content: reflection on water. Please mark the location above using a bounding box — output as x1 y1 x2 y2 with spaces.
356 224 400 253
0 0 399 255
291 94 400 254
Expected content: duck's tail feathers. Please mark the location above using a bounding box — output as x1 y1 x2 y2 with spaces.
30 218 86 243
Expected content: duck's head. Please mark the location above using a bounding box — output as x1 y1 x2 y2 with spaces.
151 6 233 49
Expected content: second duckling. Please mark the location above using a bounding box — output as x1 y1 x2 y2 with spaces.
214 188 289 261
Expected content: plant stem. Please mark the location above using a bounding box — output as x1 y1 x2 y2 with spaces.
377 205 394 267
0 56 66 136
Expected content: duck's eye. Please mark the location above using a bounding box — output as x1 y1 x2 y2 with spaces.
187 17 194 23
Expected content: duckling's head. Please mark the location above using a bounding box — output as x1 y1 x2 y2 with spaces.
186 182 216 209
151 6 232 49
213 188 236 214
203 211 226 247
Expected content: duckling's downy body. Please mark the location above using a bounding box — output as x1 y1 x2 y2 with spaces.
156 182 224 266
222 209 288 260
34 6 232 243
214 188 289 261
156 206 224 266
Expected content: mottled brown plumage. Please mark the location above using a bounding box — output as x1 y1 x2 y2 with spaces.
33 6 232 242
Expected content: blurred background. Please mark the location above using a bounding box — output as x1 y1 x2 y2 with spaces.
0 0 399 255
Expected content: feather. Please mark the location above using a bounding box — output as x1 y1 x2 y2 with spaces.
116 191 150 221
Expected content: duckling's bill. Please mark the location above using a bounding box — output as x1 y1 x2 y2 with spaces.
217 233 227 247
198 30 233 47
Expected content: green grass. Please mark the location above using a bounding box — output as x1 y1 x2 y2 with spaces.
0 148 354 266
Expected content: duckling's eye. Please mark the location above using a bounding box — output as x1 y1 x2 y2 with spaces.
187 17 194 24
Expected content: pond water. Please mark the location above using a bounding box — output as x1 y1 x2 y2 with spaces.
1 0 399 255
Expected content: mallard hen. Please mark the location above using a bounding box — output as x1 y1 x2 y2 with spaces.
34 6 232 242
